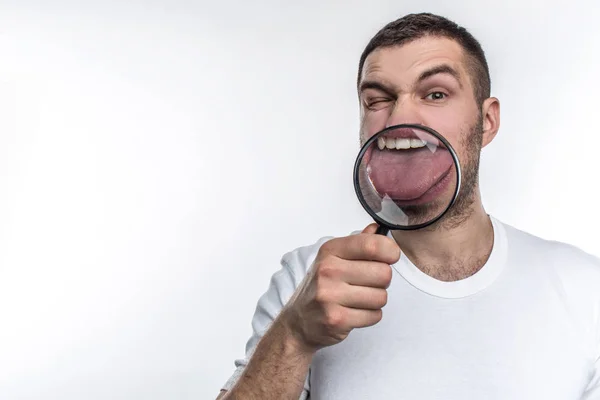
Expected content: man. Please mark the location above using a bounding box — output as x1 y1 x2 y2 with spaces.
216 13 600 400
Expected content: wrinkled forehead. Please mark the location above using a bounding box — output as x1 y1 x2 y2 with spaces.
359 37 470 90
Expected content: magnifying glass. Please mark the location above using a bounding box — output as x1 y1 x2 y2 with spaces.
353 124 461 235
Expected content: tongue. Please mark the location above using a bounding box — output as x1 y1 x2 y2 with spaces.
368 147 452 200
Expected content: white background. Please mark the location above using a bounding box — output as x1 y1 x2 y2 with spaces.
1 1 599 399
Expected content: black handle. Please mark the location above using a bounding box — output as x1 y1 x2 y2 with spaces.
375 224 389 236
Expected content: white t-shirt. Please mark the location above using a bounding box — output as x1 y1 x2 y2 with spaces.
222 216 600 399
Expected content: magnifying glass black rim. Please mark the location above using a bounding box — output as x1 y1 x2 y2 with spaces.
353 123 462 231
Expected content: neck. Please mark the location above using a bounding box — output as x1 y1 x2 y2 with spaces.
390 189 494 282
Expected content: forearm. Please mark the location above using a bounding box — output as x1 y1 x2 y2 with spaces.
222 314 314 400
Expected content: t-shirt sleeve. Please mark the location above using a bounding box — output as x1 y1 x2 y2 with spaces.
220 236 333 399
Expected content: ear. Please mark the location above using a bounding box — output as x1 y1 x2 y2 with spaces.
481 97 500 148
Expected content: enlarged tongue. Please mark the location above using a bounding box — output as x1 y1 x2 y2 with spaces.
368 147 451 200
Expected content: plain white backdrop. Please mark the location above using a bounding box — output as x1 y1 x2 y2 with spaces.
1 1 599 399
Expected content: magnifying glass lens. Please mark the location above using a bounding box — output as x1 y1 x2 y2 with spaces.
354 125 460 231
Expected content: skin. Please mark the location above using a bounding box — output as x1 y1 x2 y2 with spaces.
217 35 501 399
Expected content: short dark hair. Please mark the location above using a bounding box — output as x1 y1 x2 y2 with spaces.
357 13 491 106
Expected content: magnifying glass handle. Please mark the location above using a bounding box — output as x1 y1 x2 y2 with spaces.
375 225 389 236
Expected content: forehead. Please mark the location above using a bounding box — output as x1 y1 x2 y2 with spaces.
360 36 469 86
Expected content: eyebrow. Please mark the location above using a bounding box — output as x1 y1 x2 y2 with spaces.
417 64 463 88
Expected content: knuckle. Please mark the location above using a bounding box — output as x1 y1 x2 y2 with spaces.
319 238 339 255
319 240 333 254
362 236 380 258
320 264 338 279
313 275 342 306
314 283 331 304
324 306 345 329
317 258 341 280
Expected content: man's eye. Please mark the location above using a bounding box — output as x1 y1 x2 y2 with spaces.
366 99 392 109
425 92 447 101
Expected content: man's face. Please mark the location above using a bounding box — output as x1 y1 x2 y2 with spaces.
358 36 486 226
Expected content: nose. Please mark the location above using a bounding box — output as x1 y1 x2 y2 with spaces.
385 97 423 128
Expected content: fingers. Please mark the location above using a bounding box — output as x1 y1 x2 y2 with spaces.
337 260 393 288
321 233 401 265
337 284 389 310
321 306 383 334
362 223 379 234
341 307 383 329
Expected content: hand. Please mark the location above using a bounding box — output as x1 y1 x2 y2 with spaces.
280 223 401 352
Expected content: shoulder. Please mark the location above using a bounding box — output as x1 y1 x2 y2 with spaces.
498 218 600 353
500 218 600 276
498 217 600 304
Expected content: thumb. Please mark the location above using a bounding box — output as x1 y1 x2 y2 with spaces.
362 223 379 234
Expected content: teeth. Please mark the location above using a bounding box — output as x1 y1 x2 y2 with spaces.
395 138 410 149
410 138 427 148
377 136 432 150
